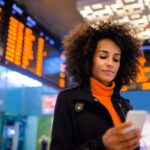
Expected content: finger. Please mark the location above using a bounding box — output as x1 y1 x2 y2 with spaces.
118 138 140 150
117 132 141 149
113 122 132 134
125 135 141 147
130 141 140 149
120 129 141 142
124 141 140 150
126 128 141 135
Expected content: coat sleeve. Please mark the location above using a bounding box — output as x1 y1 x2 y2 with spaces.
49 91 106 150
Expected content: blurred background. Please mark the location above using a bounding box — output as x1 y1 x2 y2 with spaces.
0 0 150 149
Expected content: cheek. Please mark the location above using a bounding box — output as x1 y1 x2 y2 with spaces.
93 61 103 72
92 58 99 69
92 61 102 74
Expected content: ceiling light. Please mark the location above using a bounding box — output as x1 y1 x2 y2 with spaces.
77 0 150 40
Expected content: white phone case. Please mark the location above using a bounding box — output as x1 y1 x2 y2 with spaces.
125 110 148 132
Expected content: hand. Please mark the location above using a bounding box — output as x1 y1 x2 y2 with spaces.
102 122 141 150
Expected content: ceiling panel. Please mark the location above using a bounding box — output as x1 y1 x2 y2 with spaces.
77 0 150 40
15 0 84 40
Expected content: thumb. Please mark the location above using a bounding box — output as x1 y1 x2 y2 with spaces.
113 121 132 134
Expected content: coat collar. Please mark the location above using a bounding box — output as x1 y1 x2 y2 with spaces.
73 82 120 101
72 83 126 122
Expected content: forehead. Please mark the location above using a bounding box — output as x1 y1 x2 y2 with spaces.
96 39 121 54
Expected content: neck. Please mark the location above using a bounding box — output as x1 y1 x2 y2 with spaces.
97 79 111 87
90 77 115 97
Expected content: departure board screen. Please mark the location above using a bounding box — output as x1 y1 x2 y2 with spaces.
122 42 150 91
0 0 66 89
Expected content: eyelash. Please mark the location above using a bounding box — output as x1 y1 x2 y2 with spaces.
113 58 120 62
99 56 120 62
99 56 107 59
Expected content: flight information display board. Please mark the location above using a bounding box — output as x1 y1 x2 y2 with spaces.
122 42 150 91
0 0 66 89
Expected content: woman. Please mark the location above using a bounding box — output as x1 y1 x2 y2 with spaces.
50 20 143 150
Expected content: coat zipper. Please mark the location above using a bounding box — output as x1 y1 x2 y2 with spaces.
118 102 126 120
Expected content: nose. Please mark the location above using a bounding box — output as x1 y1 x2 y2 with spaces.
106 57 114 67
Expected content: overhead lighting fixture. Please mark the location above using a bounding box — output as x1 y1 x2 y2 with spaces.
1 71 42 87
77 0 150 40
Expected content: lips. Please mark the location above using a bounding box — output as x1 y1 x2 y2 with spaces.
102 70 115 75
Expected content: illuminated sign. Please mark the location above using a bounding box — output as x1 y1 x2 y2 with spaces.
41 95 57 114
121 47 150 91
77 0 150 40
0 0 66 89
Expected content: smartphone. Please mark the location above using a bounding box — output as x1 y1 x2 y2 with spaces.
125 110 148 132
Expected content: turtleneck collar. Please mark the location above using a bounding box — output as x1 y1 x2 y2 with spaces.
90 77 115 97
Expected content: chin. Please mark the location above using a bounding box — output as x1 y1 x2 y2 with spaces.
103 78 113 83
103 79 113 85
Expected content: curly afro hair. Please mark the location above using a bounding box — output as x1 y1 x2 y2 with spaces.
63 20 143 91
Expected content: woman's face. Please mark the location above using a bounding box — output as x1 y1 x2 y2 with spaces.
92 38 121 86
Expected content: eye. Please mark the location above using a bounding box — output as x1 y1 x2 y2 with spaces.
99 55 107 59
113 56 121 62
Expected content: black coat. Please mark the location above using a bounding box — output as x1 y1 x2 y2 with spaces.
50 83 134 150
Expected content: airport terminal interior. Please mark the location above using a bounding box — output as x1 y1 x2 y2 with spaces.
0 0 150 149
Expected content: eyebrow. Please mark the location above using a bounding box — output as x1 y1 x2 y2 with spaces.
98 50 121 56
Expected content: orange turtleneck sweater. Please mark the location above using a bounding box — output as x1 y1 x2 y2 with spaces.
90 77 121 126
